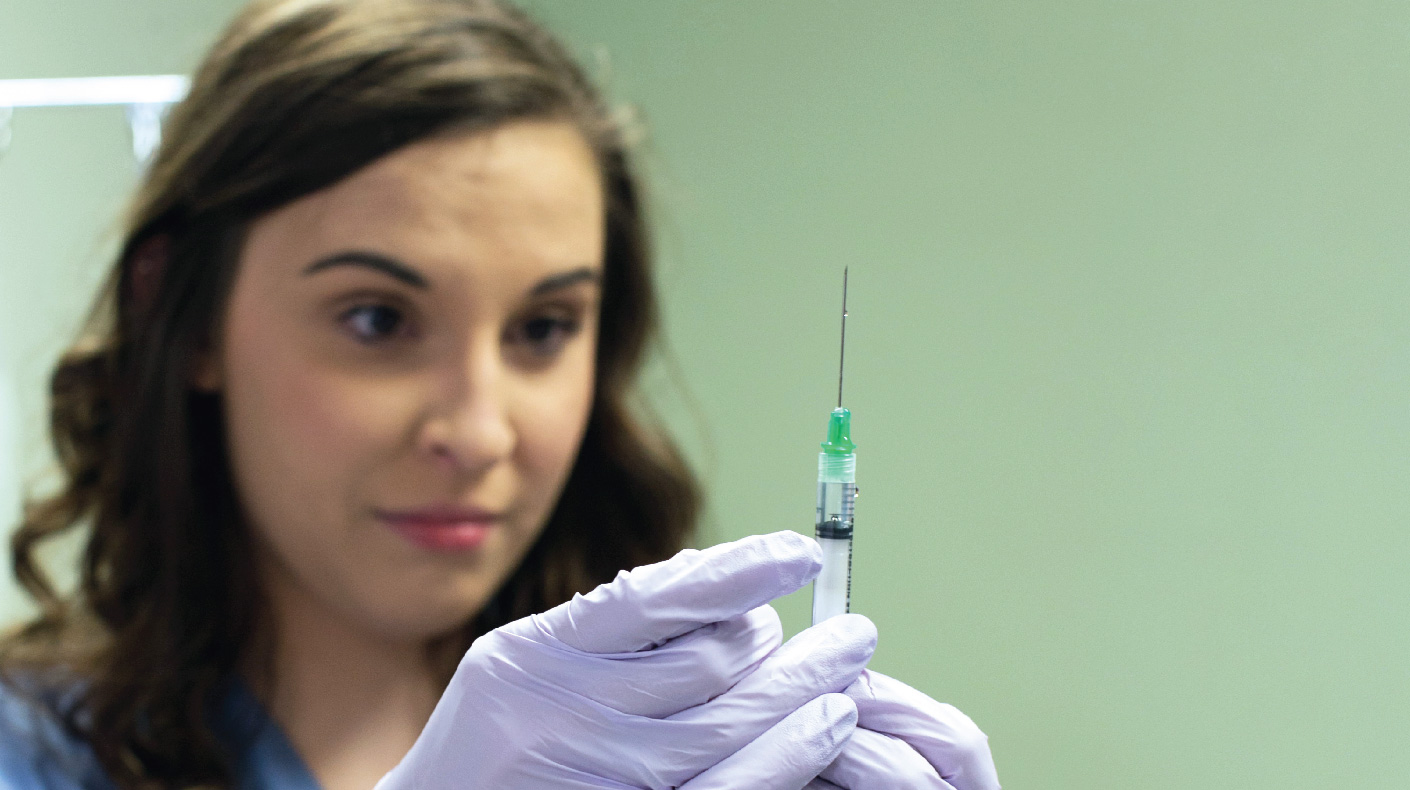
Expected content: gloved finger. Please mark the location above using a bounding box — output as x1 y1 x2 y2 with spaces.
679 694 857 790
842 670 1000 790
488 615 870 790
536 531 822 653
802 780 844 790
492 604 783 718
647 613 873 782
819 728 956 790
670 613 875 723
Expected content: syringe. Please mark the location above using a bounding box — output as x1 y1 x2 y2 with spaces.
812 269 856 625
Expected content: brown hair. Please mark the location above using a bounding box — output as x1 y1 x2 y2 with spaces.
1 1 699 787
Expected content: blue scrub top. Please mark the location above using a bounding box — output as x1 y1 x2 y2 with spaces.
0 678 320 790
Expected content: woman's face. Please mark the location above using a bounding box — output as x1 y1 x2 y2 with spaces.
199 121 604 643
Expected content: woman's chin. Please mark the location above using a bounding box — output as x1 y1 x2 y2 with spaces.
356 599 488 645
330 572 502 645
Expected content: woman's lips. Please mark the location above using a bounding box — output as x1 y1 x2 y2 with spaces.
376 507 501 552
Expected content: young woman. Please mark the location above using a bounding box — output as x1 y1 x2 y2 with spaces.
0 2 999 789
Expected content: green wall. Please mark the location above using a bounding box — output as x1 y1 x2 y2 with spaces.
5 2 1409 788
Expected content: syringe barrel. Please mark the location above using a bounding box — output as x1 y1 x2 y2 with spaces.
812 451 856 624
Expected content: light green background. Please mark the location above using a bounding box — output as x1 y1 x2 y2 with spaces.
3 2 1408 788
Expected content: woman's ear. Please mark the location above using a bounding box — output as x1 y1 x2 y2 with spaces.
191 346 224 392
126 234 170 310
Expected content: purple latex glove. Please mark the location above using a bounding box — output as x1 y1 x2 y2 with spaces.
376 531 878 790
804 669 1001 790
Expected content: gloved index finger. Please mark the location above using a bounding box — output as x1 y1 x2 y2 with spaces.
541 531 822 654
844 670 1000 790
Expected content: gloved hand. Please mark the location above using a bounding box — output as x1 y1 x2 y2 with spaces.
806 669 1001 790
376 531 878 790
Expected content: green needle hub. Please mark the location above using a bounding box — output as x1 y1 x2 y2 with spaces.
820 407 856 455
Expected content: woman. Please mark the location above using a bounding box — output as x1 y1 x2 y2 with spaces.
0 1 999 788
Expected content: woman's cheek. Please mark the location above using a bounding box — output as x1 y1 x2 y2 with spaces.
227 341 418 535
519 353 595 484
281 368 415 462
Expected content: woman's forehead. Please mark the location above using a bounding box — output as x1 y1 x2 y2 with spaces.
243 121 606 287
353 123 599 208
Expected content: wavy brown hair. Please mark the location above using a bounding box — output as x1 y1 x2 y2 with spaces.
0 1 699 787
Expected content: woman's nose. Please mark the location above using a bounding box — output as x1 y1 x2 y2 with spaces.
415 342 516 475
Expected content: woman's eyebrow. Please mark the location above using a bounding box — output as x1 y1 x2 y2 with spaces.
302 251 429 288
531 267 601 296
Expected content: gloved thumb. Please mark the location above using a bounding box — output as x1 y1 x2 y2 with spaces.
536 531 822 654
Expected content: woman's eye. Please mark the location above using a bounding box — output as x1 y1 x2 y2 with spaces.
512 314 581 355
340 303 407 343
